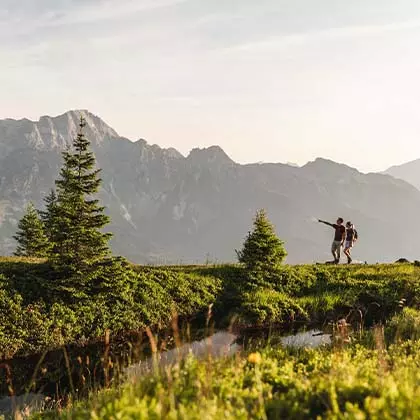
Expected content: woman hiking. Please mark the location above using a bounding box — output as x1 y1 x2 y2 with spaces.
343 221 357 264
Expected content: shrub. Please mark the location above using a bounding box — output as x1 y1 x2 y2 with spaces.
387 307 420 342
239 288 306 326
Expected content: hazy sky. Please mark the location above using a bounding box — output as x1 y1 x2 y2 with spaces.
2 0 420 172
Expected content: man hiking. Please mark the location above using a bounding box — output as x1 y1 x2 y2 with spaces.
343 221 357 264
318 218 346 264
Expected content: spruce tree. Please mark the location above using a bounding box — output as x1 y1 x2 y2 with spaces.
52 117 112 271
13 203 50 257
237 209 287 287
40 190 58 240
40 189 66 261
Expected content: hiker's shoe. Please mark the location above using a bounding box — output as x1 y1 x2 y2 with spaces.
347 257 352 264
334 259 339 264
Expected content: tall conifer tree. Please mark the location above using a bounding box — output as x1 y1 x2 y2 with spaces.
52 117 112 270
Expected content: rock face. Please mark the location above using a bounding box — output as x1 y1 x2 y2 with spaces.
1 110 420 264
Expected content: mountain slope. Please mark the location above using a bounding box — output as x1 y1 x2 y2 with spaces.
1 110 419 264
384 159 420 190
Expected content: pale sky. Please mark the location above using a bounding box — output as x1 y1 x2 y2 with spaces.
2 0 420 172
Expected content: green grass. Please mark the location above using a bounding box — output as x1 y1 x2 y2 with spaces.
1 259 420 358
387 307 420 342
34 335 420 419
0 259 419 418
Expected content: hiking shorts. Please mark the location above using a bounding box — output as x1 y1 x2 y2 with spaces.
344 240 353 249
331 241 342 254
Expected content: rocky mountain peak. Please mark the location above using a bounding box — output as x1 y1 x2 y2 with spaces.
0 110 120 154
187 146 234 166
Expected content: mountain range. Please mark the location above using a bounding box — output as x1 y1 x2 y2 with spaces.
1 110 419 264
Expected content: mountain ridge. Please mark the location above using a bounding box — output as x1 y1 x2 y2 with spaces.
383 159 420 191
1 110 420 264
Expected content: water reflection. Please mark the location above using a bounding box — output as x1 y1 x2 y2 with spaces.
126 331 239 377
280 330 331 348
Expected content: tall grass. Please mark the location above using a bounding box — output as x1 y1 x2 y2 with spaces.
32 324 420 420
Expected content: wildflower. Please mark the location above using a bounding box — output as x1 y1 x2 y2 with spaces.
247 352 262 364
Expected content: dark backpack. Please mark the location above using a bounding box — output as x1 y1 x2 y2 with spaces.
354 229 358 240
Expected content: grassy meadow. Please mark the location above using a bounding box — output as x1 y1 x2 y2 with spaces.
35 331 420 419
0 258 419 418
1 258 419 359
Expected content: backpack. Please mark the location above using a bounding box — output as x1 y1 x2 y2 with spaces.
354 229 358 240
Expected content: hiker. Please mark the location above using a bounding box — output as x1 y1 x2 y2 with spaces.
318 218 346 263
343 221 357 264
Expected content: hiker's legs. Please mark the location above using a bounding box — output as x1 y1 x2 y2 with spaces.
344 247 352 263
344 240 353 263
336 243 341 262
331 241 340 263
331 242 336 261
